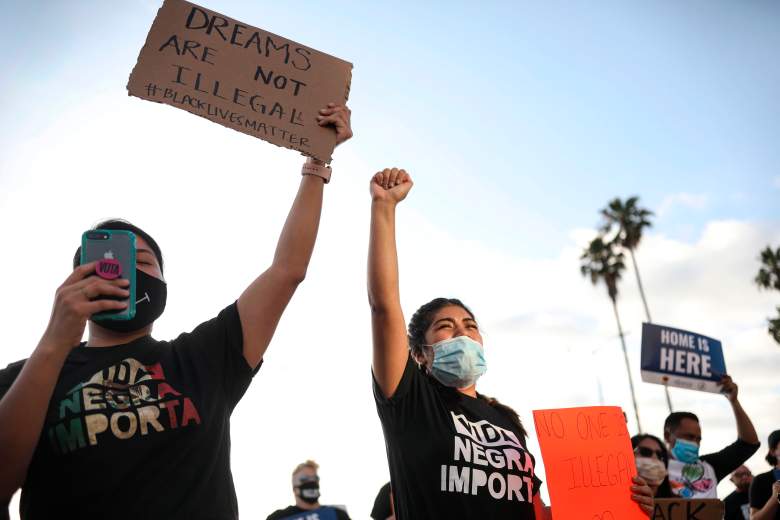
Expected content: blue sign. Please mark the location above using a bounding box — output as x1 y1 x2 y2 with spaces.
640 323 727 393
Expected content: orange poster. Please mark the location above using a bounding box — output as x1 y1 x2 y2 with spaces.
533 406 645 520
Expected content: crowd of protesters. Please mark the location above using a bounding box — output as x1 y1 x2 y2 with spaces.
0 101 777 520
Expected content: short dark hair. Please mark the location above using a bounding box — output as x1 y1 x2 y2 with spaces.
664 411 700 437
767 430 780 466
73 219 164 273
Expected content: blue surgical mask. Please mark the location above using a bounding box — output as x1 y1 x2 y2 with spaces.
671 438 700 464
428 336 486 388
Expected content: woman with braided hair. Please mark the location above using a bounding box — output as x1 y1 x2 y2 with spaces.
367 167 655 519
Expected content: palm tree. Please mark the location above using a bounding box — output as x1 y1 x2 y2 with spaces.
755 245 780 345
600 197 673 412
580 237 642 433
600 197 654 321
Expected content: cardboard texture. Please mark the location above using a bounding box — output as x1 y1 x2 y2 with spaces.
640 323 727 394
533 406 644 520
652 499 724 520
127 0 352 163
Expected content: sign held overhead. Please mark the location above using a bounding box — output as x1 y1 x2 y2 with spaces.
640 323 726 393
127 0 352 163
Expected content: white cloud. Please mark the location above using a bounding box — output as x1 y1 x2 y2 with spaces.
2 94 779 517
657 192 709 217
773 176 780 189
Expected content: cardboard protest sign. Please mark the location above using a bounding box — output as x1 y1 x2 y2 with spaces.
641 323 726 393
127 0 352 163
533 406 644 520
651 499 724 520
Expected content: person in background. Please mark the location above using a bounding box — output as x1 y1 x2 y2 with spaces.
663 377 760 499
371 482 394 520
266 460 351 520
723 465 753 520
632 434 673 498
749 429 780 520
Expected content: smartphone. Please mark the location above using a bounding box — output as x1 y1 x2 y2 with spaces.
80 229 136 321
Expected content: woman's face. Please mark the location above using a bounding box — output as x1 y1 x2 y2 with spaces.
415 305 482 368
636 437 665 463
636 437 666 494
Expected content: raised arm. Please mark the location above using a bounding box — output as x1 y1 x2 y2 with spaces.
238 104 352 368
368 168 413 398
0 263 129 500
720 375 759 445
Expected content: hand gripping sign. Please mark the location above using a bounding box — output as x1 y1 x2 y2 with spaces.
640 323 726 394
128 0 352 163
533 406 645 520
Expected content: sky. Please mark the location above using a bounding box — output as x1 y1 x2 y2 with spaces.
1 0 779 518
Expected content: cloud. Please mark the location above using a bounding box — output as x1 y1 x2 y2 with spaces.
773 176 780 189
657 192 709 217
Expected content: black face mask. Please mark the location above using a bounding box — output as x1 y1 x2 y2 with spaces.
297 482 320 504
95 269 167 333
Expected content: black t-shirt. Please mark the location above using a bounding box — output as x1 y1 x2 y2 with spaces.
0 303 258 520
373 355 541 520
266 505 351 520
723 489 750 520
749 470 780 519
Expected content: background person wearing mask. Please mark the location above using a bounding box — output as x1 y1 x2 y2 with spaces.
663 376 760 499
723 465 753 520
0 104 353 519
266 460 351 520
749 429 780 520
632 434 673 498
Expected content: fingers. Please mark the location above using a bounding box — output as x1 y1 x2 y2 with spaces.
630 479 655 516
317 104 353 143
81 281 131 301
62 261 98 286
84 299 129 316
373 168 409 188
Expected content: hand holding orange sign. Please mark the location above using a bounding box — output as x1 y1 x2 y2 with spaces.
533 406 646 520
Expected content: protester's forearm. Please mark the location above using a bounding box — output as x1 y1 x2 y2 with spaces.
270 172 324 281
731 399 759 444
0 337 69 499
368 201 400 313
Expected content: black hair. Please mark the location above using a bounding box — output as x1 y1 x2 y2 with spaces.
767 430 780 466
663 411 699 437
407 297 527 440
631 433 669 465
73 219 164 273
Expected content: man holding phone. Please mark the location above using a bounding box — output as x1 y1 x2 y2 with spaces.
0 104 351 519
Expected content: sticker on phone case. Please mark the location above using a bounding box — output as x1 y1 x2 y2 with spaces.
96 251 122 280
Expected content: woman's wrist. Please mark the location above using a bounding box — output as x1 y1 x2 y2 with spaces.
301 157 331 183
